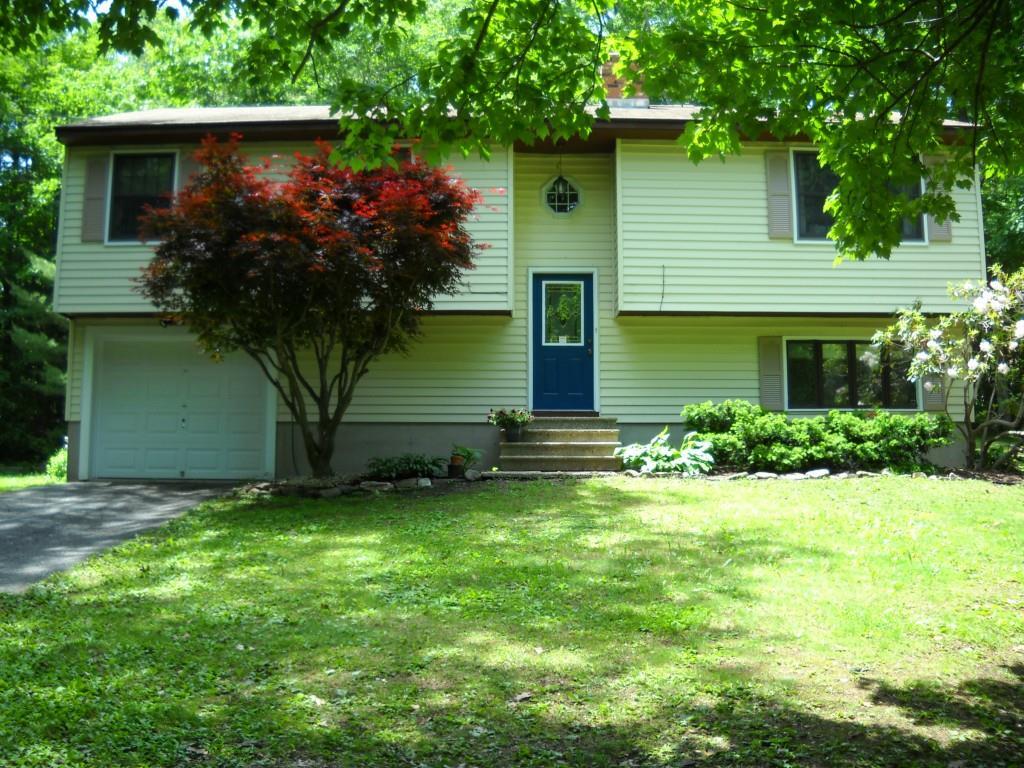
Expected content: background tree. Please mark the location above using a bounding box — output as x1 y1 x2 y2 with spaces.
138 136 479 477
0 17 328 463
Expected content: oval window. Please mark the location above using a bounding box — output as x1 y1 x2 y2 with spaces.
544 175 580 214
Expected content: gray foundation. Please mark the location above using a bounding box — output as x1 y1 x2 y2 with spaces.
276 422 501 478
67 422 81 481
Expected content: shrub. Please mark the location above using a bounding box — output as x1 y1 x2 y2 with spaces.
615 428 715 475
365 454 446 481
681 400 953 473
45 439 68 481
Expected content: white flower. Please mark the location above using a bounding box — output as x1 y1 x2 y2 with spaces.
929 328 943 339
990 279 1004 292
915 351 930 362
998 362 1011 375
962 280 974 292
1015 319 1024 338
967 358 981 371
979 339 993 353
973 296 989 312
923 380 935 392
947 366 960 377
1011 340 1020 351
927 338 941 350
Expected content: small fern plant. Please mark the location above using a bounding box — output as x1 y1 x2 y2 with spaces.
615 428 715 476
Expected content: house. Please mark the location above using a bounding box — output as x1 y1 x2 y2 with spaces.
54 97 984 480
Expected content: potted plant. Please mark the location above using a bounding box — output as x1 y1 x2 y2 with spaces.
448 444 483 478
487 408 534 442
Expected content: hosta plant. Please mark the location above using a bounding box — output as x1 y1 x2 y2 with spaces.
615 428 714 476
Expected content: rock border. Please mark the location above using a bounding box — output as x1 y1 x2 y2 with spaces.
237 465 1017 499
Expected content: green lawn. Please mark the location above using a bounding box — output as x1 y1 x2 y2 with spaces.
1 478 1022 767
0 473 53 493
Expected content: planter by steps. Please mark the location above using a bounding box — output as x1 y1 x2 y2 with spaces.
503 425 526 442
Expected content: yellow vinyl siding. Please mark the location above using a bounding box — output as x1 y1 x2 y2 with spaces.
602 315 965 422
616 140 986 314
54 143 512 314
278 316 522 422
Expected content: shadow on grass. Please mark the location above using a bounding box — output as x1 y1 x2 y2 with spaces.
0 479 1019 766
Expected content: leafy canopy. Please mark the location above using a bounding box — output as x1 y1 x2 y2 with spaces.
6 0 1022 259
138 136 480 476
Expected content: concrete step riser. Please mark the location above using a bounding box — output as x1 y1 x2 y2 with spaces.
501 442 621 458
528 417 618 430
519 429 620 443
500 456 623 472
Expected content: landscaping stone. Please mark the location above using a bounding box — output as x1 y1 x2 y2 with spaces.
832 472 851 480
708 472 746 482
464 469 482 481
395 477 432 490
781 472 807 481
752 471 778 480
856 471 881 477
624 469 642 478
359 481 394 492
805 468 830 479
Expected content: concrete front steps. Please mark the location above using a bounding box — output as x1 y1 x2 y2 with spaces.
498 416 623 472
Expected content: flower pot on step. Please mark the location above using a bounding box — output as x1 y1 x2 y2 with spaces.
504 425 525 442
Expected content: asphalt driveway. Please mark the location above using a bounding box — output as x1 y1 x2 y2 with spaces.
0 482 224 592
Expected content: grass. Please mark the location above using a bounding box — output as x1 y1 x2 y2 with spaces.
0 473 53 493
0 477 1022 767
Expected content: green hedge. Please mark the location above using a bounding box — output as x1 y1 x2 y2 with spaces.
681 400 953 473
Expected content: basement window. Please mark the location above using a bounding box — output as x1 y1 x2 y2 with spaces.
785 340 919 410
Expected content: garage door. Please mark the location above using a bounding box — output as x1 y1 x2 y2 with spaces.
91 338 271 480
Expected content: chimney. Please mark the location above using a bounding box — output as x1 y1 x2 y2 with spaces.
601 52 648 108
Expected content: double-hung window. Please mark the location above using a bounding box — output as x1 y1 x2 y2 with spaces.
107 153 177 242
786 340 918 410
791 151 924 243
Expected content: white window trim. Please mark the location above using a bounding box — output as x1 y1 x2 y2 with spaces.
540 174 583 217
104 149 180 246
788 148 928 247
781 334 923 413
526 267 600 412
540 280 586 347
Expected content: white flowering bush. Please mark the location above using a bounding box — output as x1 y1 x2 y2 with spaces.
874 268 1024 469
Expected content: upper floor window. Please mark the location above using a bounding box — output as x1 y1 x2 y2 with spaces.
544 175 580 214
792 151 924 242
786 339 918 410
108 153 176 242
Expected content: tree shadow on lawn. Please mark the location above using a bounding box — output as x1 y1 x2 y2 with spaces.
1 480 1019 766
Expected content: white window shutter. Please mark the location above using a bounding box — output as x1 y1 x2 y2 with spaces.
764 151 793 238
81 154 110 243
923 155 953 242
758 336 785 411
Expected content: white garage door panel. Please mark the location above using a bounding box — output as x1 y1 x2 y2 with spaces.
92 338 270 480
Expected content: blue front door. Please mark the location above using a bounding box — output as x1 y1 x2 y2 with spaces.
532 273 595 411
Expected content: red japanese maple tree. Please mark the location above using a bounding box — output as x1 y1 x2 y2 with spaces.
138 135 479 477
